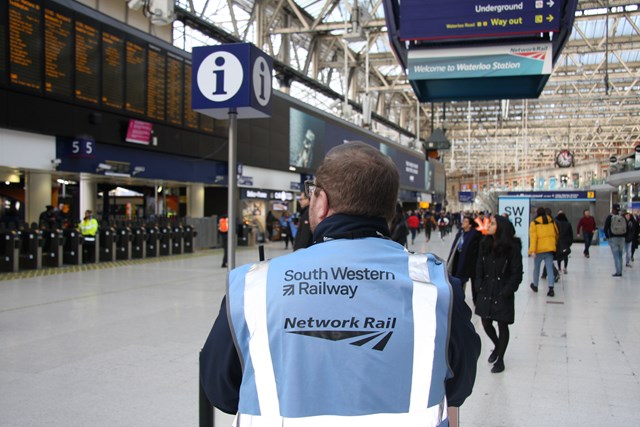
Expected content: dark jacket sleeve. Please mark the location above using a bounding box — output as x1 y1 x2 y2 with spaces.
293 208 314 250
445 276 481 407
500 241 523 297
604 215 612 238
200 297 242 414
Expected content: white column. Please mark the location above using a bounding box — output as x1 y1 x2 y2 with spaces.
79 173 96 219
187 183 205 218
25 172 52 226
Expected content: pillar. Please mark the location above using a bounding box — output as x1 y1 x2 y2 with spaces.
187 183 205 218
25 172 52 226
79 173 96 220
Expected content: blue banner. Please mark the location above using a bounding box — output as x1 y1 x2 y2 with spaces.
506 191 596 200
400 0 563 40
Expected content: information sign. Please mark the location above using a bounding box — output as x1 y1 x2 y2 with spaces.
192 43 273 119
400 0 563 41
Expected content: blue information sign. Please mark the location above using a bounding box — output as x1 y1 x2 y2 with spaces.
400 0 563 41
192 43 273 119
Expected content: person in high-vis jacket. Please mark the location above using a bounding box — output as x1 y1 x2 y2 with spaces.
78 209 99 263
201 142 481 427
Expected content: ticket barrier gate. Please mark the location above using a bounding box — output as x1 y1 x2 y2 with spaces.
82 234 99 264
63 229 83 265
0 229 20 272
19 226 43 270
100 226 117 262
116 226 132 261
146 226 159 258
158 226 172 256
172 226 184 255
42 229 64 268
131 226 146 259
184 225 196 254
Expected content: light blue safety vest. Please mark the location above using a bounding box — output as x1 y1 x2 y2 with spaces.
227 238 453 427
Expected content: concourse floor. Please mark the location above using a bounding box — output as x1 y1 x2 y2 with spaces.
1 233 638 426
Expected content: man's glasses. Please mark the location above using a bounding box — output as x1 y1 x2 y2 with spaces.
304 179 321 198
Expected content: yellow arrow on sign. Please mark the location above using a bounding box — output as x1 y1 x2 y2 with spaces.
546 14 554 22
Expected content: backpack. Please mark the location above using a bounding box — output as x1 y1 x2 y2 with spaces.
610 214 627 236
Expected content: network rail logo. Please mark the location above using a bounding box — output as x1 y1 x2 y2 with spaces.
284 316 397 351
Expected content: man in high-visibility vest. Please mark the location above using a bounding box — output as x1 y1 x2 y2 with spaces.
218 216 228 268
201 142 480 426
474 211 490 235
78 210 99 263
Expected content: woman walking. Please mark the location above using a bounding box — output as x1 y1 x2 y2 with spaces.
475 215 523 373
555 213 573 273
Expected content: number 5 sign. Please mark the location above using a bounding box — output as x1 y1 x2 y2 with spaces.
191 43 273 119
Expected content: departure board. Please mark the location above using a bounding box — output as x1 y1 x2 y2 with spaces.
1 0 215 135
44 6 72 98
147 44 165 121
125 39 145 115
166 53 183 126
101 29 124 109
0 4 7 85
200 114 214 133
183 62 199 129
74 18 100 104
8 0 42 91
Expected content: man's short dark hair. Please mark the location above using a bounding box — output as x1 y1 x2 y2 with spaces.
314 141 399 221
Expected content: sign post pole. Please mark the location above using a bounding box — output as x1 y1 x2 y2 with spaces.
228 108 237 269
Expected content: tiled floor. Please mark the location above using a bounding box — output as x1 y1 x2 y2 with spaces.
1 234 638 426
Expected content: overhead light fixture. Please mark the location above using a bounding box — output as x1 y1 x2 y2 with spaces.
157 186 163 193
289 166 297 171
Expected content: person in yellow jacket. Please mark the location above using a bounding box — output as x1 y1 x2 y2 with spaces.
78 210 99 263
528 207 559 297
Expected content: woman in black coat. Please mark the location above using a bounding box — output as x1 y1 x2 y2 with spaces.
555 212 573 273
389 203 409 248
475 215 523 373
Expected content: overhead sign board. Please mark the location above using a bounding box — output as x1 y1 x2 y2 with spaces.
408 43 552 80
192 43 273 119
399 0 563 41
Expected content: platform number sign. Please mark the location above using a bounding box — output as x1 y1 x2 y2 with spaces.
192 43 273 119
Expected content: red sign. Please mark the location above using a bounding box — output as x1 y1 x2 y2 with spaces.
125 119 153 145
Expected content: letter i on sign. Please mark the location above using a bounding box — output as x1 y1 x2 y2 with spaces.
212 57 227 95
258 61 266 101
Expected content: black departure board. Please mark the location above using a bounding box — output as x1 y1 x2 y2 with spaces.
147 44 165 121
125 39 145 115
183 62 199 130
74 18 100 104
166 53 183 126
44 6 72 98
1 0 215 134
0 3 7 85
200 114 214 133
8 0 42 91
101 29 124 109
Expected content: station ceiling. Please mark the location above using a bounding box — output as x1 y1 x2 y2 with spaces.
173 0 640 178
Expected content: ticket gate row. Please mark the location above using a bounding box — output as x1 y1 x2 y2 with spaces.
0 224 196 273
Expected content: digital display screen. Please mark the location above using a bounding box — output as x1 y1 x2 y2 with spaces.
125 39 145 115
101 28 125 109
9 0 42 91
74 18 100 104
44 6 72 98
183 62 199 129
147 44 165 121
166 52 183 126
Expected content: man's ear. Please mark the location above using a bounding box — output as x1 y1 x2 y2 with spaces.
315 190 332 222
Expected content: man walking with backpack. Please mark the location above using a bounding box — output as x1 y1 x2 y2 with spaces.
604 204 627 277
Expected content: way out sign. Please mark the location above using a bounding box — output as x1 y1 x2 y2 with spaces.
192 43 273 119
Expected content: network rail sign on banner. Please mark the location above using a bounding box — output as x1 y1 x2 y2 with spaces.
408 43 552 80
399 0 563 40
